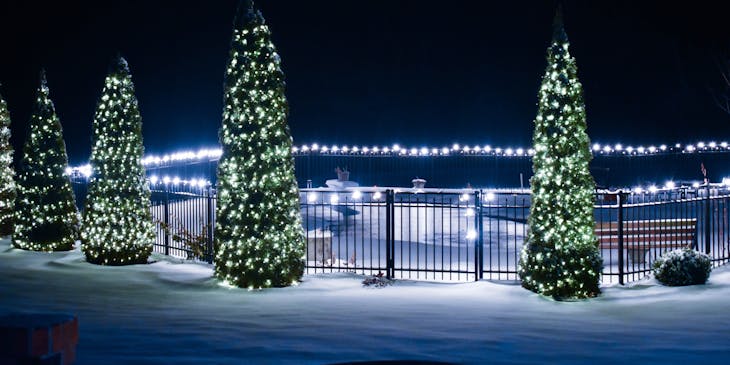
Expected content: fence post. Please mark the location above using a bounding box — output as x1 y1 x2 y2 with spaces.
705 185 711 254
617 191 625 285
474 190 483 281
385 189 395 279
206 187 215 264
163 188 170 256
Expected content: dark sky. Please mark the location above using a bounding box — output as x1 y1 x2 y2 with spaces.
1 0 729 164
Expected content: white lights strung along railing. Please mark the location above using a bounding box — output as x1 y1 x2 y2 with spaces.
148 175 211 188
65 140 730 173
65 164 92 177
140 148 223 166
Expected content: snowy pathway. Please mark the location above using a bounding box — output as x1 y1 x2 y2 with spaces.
1 239 728 364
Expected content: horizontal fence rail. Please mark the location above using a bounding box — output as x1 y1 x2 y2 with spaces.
71 181 730 284
108 151 730 190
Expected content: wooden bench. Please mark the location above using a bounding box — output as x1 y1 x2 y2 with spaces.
594 218 697 263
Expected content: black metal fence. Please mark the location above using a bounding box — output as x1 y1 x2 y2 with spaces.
140 184 730 284
150 185 216 264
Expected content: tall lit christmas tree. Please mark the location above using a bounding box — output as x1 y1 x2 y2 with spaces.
0 86 15 236
519 8 602 299
215 0 305 288
13 71 79 251
81 57 154 265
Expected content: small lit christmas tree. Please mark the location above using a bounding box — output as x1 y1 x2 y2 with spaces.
215 0 305 288
13 71 79 251
0 86 15 236
519 8 602 299
81 57 154 265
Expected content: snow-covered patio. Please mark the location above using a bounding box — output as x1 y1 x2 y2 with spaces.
1 238 728 364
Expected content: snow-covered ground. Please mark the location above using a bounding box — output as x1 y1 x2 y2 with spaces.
1 238 729 364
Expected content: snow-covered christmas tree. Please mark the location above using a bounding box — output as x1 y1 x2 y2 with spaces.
81 57 154 265
13 71 79 251
519 8 602 299
0 86 15 236
215 0 305 288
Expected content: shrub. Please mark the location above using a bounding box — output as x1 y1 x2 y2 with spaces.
653 248 711 286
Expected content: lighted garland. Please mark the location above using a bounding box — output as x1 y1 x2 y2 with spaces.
518 9 602 299
81 57 154 265
215 0 305 288
13 71 79 251
0 87 15 236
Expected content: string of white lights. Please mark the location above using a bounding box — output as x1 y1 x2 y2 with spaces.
147 175 211 187
65 140 730 173
66 165 210 188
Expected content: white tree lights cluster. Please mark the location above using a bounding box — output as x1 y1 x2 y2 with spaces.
13 72 79 251
0 87 15 236
215 0 305 289
81 57 155 265
518 10 602 299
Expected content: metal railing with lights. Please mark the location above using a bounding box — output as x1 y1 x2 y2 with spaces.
66 140 730 189
66 178 730 283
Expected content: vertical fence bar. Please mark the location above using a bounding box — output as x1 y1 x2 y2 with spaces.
385 189 394 279
705 185 711 254
164 188 170 256
473 191 479 281
617 192 625 285
475 191 484 280
206 187 215 264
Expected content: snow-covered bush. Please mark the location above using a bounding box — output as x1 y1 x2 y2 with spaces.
653 248 711 286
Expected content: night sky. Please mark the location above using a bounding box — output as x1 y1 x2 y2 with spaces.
1 0 729 165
